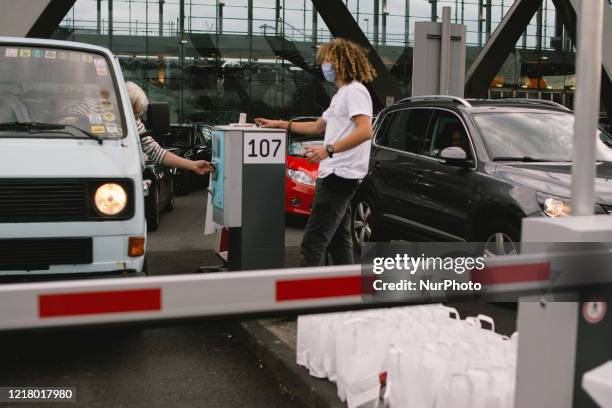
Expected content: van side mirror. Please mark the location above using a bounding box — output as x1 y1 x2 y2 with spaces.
146 102 170 136
439 146 472 167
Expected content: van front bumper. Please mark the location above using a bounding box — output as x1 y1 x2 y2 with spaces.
0 235 145 278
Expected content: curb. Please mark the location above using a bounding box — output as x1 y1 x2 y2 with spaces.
233 320 344 408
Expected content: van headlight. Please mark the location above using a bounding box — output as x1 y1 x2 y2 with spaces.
537 193 571 217
287 169 315 186
94 183 128 215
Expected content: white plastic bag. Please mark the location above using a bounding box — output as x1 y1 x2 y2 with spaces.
296 315 313 368
336 317 389 408
203 187 216 235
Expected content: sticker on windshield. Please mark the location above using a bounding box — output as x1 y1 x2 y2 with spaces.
82 54 93 63
91 125 106 134
5 48 17 57
32 49 43 58
100 101 113 111
102 112 115 121
19 49 31 58
96 67 108 76
89 113 103 125
70 52 81 62
106 123 119 134
93 58 105 67
57 51 68 60
44 50 56 59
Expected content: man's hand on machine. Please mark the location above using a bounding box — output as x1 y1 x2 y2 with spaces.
190 160 215 175
254 118 285 129
304 145 328 163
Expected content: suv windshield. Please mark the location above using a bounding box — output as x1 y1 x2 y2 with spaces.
0 45 125 139
472 112 612 162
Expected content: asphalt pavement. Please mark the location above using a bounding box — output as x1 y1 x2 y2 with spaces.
0 190 308 408
0 323 304 408
146 190 306 274
0 190 518 408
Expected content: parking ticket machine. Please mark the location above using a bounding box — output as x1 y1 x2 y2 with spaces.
210 125 286 270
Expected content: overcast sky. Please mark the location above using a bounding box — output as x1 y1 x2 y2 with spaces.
63 0 555 47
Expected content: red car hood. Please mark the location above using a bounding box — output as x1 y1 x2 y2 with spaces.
286 154 319 179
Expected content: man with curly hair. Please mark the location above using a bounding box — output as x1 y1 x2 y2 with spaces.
256 38 376 266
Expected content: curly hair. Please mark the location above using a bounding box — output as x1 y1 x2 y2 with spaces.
317 38 377 83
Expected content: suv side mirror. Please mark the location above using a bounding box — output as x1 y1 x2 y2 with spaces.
439 146 472 167
146 102 170 136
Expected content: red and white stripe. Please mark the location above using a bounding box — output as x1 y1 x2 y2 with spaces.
0 255 552 331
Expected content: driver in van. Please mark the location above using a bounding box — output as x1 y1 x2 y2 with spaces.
126 82 213 176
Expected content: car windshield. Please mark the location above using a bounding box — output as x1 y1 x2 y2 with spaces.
196 124 213 144
472 112 612 162
0 45 125 139
288 135 323 157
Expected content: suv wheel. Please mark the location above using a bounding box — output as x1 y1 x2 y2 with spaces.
481 221 520 256
351 196 380 253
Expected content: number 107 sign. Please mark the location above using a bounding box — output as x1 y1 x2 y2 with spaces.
243 132 286 164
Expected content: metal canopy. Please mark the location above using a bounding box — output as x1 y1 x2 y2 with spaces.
0 0 75 38
311 0 402 110
464 0 541 98
466 0 612 121
551 0 612 123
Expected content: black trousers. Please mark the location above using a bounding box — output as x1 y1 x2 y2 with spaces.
300 174 360 267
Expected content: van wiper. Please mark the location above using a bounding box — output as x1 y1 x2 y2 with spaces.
0 122 103 145
492 156 555 162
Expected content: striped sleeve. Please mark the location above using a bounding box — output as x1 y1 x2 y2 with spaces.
135 118 167 165
135 118 147 135
140 135 167 165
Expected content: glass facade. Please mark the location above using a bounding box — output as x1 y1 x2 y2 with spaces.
56 0 577 124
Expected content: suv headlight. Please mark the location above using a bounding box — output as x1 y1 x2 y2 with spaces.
287 169 315 186
537 192 571 217
94 183 128 215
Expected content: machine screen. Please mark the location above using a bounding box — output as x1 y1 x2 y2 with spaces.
211 129 224 210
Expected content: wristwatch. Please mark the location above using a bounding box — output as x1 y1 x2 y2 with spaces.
326 144 335 158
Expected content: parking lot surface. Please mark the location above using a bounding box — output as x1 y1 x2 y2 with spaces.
0 191 307 408
0 323 304 408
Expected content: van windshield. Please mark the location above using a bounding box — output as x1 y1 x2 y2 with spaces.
0 45 125 139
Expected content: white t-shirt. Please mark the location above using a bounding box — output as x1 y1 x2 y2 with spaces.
319 80 373 179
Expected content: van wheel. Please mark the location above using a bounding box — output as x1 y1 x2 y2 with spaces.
480 220 520 256
147 187 160 231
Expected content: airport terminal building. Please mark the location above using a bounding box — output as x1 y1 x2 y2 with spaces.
54 0 585 123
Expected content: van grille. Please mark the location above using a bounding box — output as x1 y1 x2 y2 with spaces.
0 238 93 270
0 179 88 222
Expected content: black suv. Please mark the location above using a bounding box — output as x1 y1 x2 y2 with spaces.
352 96 612 251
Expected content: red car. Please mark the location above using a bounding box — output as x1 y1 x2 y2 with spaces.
285 118 324 216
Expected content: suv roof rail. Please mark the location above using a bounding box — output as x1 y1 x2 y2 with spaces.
397 95 473 108
488 98 571 111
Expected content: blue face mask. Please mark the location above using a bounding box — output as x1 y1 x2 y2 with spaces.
322 63 336 82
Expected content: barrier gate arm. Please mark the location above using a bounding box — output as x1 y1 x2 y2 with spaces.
0 252 599 332
0 265 363 331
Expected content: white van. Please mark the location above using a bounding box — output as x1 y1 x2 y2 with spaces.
0 37 147 279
